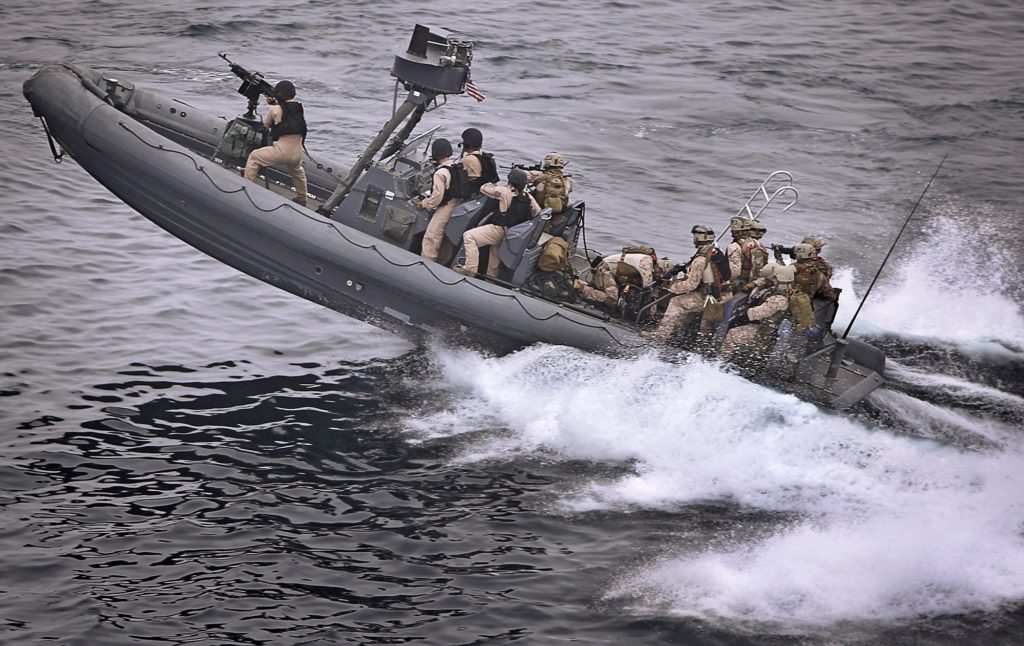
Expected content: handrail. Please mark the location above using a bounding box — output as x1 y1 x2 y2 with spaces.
716 170 800 243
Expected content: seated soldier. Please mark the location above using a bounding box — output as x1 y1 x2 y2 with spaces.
458 168 541 277
720 263 795 362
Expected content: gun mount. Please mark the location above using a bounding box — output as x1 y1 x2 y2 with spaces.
219 53 275 122
319 24 476 217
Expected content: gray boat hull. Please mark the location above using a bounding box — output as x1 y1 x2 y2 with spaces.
23 63 884 408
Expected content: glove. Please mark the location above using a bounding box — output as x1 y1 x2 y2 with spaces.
743 283 756 292
732 310 751 326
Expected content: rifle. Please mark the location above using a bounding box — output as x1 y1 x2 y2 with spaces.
511 162 543 173
643 259 692 291
219 53 275 121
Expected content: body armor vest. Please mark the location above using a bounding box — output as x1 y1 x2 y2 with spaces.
496 194 533 228
270 101 307 140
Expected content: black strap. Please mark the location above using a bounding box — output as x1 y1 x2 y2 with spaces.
39 117 63 164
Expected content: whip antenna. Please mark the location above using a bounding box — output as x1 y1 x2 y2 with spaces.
841 153 948 340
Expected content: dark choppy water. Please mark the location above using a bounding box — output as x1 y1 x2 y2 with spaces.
3 1 1024 643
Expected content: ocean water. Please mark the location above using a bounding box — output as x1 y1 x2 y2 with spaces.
3 0 1024 643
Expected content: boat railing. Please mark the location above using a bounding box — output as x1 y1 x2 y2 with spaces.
717 170 799 243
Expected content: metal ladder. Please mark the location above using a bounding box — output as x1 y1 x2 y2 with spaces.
717 170 799 242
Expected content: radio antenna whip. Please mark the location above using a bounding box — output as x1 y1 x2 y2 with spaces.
841 153 948 340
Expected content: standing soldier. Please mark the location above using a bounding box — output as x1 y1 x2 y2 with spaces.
418 138 461 263
527 152 573 232
244 80 308 206
726 216 752 290
458 127 498 196
801 236 833 280
741 219 770 286
790 243 837 334
654 225 723 344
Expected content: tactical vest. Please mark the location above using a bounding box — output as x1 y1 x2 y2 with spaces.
539 169 569 214
471 152 499 189
270 101 307 140
495 193 533 228
793 261 822 297
740 239 768 281
812 257 833 280
694 245 726 299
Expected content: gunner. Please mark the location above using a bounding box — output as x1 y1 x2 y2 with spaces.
243 80 309 206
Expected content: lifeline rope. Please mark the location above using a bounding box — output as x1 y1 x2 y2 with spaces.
116 120 634 344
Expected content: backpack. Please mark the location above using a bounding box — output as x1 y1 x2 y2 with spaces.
537 236 571 272
447 162 475 200
527 268 577 303
541 170 569 214
711 246 732 282
612 246 656 287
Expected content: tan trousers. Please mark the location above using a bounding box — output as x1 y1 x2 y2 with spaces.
462 224 506 276
654 292 704 342
244 134 308 199
720 324 760 358
421 200 462 262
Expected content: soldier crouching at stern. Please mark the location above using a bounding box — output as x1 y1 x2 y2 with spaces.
244 80 309 206
720 263 794 364
652 225 718 345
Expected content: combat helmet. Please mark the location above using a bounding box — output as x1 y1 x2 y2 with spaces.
431 138 453 161
461 127 483 150
273 80 296 101
542 152 566 169
773 264 796 284
692 225 715 246
748 220 767 239
801 236 824 253
729 216 750 239
507 167 529 188
793 243 816 260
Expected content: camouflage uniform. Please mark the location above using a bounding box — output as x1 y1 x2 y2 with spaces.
653 252 708 342
576 261 618 305
720 267 793 358
577 251 656 306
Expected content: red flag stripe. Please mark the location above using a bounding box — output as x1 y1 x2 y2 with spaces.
464 80 486 102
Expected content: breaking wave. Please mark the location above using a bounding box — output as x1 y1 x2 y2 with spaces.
401 342 1024 630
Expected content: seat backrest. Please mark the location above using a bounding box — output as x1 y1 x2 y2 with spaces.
549 200 585 242
498 210 552 272
444 195 495 246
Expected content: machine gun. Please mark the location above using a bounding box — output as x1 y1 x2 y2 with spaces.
219 53 276 121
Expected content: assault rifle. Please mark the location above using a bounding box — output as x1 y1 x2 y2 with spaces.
511 162 543 173
771 243 796 261
643 259 692 291
219 53 276 121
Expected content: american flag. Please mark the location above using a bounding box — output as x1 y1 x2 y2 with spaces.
464 80 486 102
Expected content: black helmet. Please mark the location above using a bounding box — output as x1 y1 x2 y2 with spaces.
274 80 296 101
431 138 453 161
461 127 483 150
507 167 528 188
